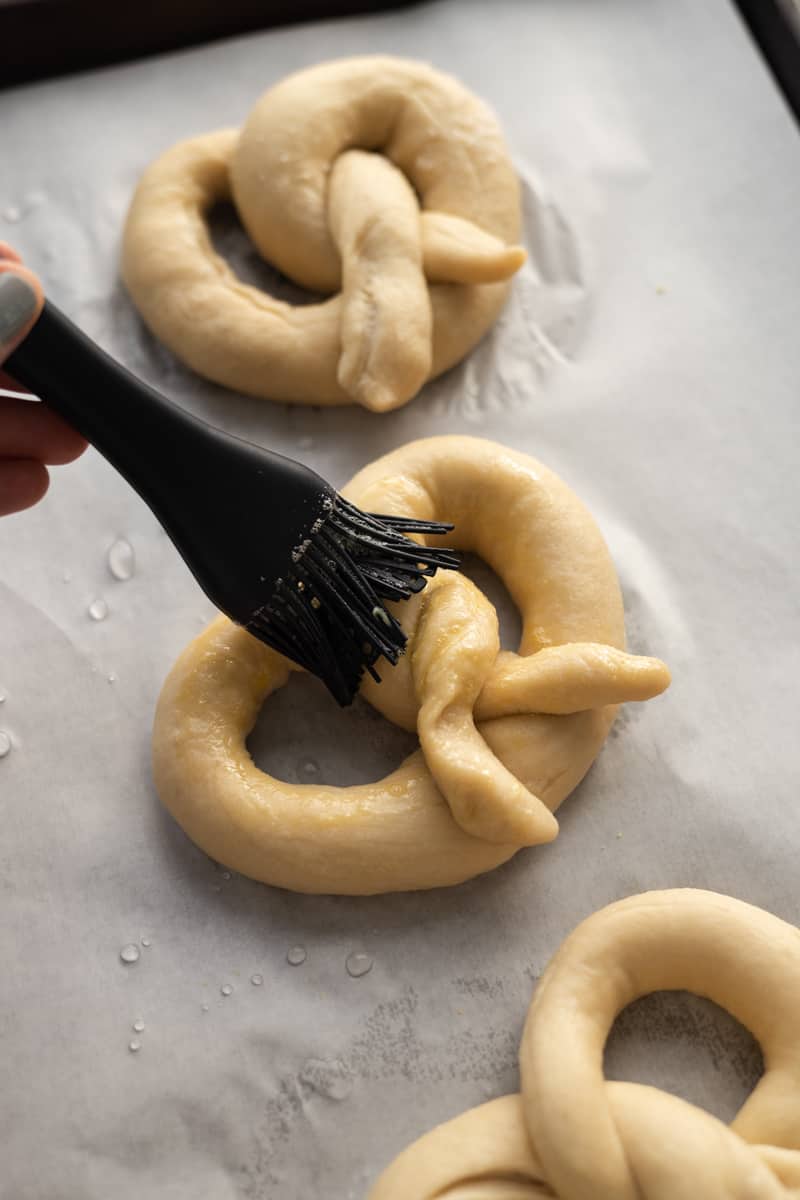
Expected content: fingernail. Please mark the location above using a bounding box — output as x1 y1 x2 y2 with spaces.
0 272 38 348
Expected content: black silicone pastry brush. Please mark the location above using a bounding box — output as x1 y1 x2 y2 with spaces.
7 303 459 705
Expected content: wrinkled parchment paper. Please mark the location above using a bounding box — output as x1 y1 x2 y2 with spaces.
1 1 799 1195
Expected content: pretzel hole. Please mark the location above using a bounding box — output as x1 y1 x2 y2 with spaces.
458 553 522 651
208 202 324 304
604 990 763 1124
246 672 418 785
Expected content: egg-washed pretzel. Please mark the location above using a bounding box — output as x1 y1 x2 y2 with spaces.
368 889 800 1199
122 57 526 412
152 438 669 894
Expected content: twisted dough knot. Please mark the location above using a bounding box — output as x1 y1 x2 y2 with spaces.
152 437 669 894
369 890 800 1200
122 57 526 411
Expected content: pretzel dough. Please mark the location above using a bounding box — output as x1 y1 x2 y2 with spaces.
369 889 800 1199
152 437 670 894
122 57 526 411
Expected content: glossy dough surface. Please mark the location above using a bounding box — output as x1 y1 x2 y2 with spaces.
369 889 800 1199
122 57 526 411
152 438 669 894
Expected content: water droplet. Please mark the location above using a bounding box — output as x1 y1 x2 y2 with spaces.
3 206 20 223
88 598 108 622
128 1040 141 1053
220 984 233 997
0 731 11 759
62 570 71 583
251 973 264 986
345 952 373 979
221 871 231 881
300 759 319 778
0 690 6 703
201 1003 209 1013
119 943 140 964
108 537 136 581
287 945 307 966
141 937 151 948
132 1019 145 1033
107 674 117 684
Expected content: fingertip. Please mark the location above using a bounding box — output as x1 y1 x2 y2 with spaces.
0 265 44 355
0 243 23 265
41 417 88 466
5 262 45 309
0 458 49 516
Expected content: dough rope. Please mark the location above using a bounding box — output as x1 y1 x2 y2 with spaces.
369 889 800 1200
152 437 670 894
122 57 526 412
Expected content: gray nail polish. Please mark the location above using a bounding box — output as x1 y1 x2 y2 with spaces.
0 272 38 349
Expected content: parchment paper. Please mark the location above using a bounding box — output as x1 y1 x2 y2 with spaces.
1 1 799 1195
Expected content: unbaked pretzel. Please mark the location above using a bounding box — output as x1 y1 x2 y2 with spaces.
122 57 526 411
152 437 670 894
368 889 800 1199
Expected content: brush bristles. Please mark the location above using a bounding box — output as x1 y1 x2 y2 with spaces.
247 495 459 705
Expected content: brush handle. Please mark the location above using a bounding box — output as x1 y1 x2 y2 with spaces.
7 302 259 511
6 302 331 617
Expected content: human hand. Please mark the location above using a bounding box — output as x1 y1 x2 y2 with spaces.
0 243 87 516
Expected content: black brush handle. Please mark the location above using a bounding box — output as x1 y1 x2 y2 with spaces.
9 303 219 495
6 302 330 618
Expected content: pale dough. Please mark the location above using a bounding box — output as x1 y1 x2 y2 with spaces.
152 437 670 894
369 889 800 1199
121 57 526 411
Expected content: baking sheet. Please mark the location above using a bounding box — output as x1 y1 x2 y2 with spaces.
2 0 800 1195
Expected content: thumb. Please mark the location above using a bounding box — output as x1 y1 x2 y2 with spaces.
0 266 44 363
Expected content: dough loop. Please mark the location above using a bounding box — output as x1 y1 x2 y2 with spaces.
369 889 800 1199
122 57 526 411
152 437 670 894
